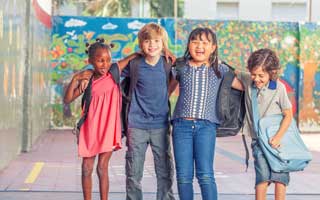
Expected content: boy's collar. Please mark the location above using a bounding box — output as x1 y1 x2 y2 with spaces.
252 80 277 90
268 80 277 90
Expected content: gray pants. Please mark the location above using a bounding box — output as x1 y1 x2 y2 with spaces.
125 127 175 200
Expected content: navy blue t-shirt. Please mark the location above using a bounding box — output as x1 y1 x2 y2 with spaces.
122 57 169 129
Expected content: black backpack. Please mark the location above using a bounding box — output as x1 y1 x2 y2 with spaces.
216 61 246 137
75 63 120 133
121 55 172 137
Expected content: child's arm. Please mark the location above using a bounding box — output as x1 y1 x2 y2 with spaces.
117 53 140 71
231 76 244 91
163 48 176 64
269 108 293 148
168 79 179 96
64 71 92 104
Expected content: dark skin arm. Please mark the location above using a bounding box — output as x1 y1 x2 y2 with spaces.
76 52 140 91
77 49 177 91
63 70 93 104
117 52 140 71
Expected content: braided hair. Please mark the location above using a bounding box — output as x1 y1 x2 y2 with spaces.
85 38 114 58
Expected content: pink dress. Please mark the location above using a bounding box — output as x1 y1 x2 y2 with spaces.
78 72 122 157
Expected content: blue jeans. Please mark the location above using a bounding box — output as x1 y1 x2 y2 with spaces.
251 139 290 186
125 127 175 200
172 118 217 200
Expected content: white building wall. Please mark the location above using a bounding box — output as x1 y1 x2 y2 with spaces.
184 0 217 19
184 0 319 22
239 0 272 21
311 0 320 22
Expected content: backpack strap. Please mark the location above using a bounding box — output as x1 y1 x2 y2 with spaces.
127 56 142 100
172 57 187 81
77 63 120 131
242 134 250 171
162 56 172 85
77 75 94 131
109 63 121 85
251 83 278 135
219 61 250 171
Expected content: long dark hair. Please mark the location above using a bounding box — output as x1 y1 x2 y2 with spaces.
184 27 220 78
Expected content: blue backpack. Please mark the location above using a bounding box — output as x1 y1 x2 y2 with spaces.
251 84 312 172
257 115 312 172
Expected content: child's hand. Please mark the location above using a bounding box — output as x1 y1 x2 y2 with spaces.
136 50 144 56
74 69 93 81
163 48 176 63
269 135 281 149
79 79 89 93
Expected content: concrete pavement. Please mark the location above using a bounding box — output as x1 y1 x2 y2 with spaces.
0 130 319 200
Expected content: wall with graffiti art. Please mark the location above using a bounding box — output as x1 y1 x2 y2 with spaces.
51 16 320 132
299 23 320 132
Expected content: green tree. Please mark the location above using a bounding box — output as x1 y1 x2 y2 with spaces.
150 0 184 17
82 0 131 17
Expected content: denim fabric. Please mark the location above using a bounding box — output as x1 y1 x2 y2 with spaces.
125 127 175 200
251 139 290 186
172 118 217 200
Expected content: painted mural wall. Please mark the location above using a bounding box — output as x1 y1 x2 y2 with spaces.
299 23 320 131
51 16 320 132
0 0 51 170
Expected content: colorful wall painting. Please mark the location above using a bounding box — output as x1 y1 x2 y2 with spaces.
51 16 320 132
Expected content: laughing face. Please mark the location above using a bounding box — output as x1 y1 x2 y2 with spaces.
250 66 271 89
89 48 112 78
188 33 216 66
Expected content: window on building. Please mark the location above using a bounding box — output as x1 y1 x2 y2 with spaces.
272 1 307 22
216 1 239 20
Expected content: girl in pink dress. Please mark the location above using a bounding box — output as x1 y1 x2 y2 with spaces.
64 38 125 200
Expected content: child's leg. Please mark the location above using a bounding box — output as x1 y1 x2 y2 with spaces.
82 156 96 200
97 152 113 200
255 182 268 200
125 128 149 200
251 140 271 200
275 182 286 200
149 127 175 200
194 121 217 200
172 119 195 200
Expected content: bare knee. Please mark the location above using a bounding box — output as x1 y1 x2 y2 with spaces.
255 182 269 200
82 161 94 177
96 165 108 177
96 152 111 177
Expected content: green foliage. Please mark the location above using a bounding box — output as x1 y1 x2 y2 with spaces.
82 0 131 17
